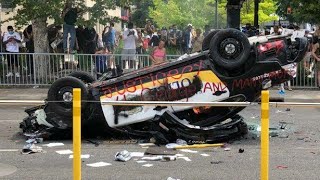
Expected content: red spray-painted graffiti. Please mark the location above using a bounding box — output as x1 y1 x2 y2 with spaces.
101 61 206 98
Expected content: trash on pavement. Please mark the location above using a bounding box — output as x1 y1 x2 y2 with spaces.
176 139 187 145
139 143 156 148
115 150 132 162
166 143 179 149
179 149 198 153
238 148 245 153
167 177 181 180
86 162 112 167
142 164 153 167
56 150 73 155
276 165 288 169
43 143 64 147
141 155 176 161
177 157 192 162
200 153 210 157
145 146 176 155
130 152 145 157
211 161 223 164
26 138 43 144
21 143 45 154
69 154 90 159
224 147 231 151
136 160 147 163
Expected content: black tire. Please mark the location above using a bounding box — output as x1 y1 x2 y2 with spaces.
202 30 220 51
210 29 251 70
69 71 95 84
47 76 89 118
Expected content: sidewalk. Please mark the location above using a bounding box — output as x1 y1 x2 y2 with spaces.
0 88 319 102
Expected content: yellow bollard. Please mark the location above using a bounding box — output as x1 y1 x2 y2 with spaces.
260 90 270 180
73 89 81 180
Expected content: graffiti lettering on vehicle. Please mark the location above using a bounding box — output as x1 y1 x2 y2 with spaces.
101 61 206 98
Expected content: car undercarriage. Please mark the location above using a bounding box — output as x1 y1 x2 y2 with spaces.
20 29 308 144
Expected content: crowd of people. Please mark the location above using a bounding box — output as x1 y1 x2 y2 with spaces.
0 3 319 88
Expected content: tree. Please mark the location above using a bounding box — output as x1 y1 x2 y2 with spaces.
241 0 278 25
276 0 320 24
149 0 218 30
0 0 128 79
131 0 154 28
149 0 278 30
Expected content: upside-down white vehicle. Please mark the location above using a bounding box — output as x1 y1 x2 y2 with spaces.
20 29 308 143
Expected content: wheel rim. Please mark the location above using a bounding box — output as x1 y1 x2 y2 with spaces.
57 86 73 108
62 92 73 102
219 38 242 59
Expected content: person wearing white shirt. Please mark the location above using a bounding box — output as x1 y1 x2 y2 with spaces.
121 22 138 69
3 26 22 78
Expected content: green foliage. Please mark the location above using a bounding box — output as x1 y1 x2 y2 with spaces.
241 0 278 25
131 0 154 28
276 0 320 24
0 0 129 27
149 0 217 29
149 0 279 29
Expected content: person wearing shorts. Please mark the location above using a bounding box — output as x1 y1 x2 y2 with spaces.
121 22 138 69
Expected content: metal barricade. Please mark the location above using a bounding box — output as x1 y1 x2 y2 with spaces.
0 52 318 88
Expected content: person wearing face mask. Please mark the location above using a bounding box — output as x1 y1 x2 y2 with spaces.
3 26 22 78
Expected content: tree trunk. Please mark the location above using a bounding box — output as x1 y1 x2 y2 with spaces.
32 18 50 82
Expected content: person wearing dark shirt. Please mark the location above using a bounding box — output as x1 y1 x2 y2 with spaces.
62 2 81 54
23 25 34 76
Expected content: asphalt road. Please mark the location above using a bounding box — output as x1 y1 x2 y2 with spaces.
0 89 320 180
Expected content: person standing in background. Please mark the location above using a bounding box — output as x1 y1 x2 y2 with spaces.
192 29 204 53
121 22 138 69
62 2 82 54
102 22 117 53
23 25 34 76
3 26 22 78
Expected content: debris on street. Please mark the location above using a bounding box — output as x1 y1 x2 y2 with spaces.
177 157 192 162
142 164 153 167
115 150 132 162
238 148 245 153
145 146 176 155
21 143 45 155
43 143 64 147
56 150 73 155
69 154 90 159
179 149 198 153
86 162 112 167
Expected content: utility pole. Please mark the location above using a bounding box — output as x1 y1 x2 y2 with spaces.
254 0 259 28
215 0 218 29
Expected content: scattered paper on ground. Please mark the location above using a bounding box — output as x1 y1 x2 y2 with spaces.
178 157 191 162
56 150 73 155
136 160 147 163
130 152 145 157
86 162 112 167
141 156 162 161
139 143 155 147
43 143 64 147
179 149 198 153
175 154 185 157
69 154 90 159
200 154 210 157
142 164 153 167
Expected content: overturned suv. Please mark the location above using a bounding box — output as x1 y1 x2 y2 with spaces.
21 29 308 143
